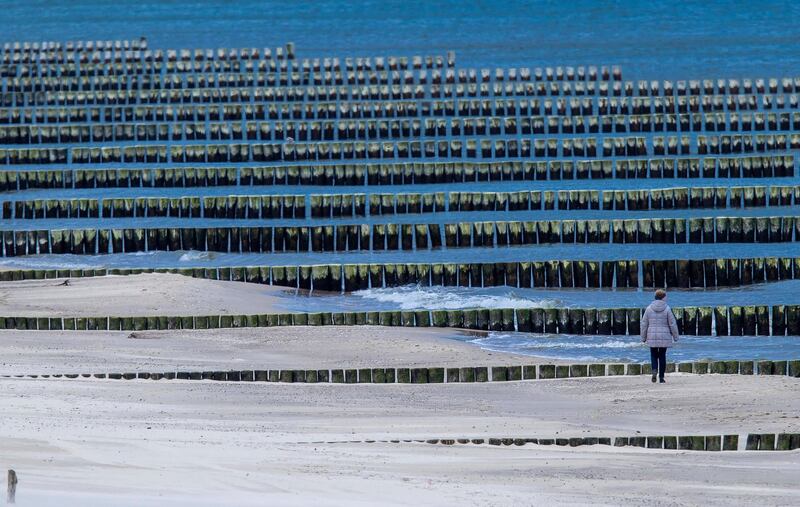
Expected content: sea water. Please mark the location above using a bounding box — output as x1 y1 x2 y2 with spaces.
463 333 800 362
275 282 800 361
4 0 800 80
271 280 800 312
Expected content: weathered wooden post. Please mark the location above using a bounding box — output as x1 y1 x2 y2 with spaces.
7 469 17 504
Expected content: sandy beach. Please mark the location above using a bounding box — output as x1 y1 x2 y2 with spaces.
0 326 514 375
2 374 799 506
1 275 799 506
0 273 289 317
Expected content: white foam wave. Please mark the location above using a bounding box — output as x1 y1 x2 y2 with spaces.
178 251 217 262
352 285 560 310
472 336 642 350
0 257 97 270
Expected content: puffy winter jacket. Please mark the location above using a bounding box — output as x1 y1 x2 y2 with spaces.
640 300 679 348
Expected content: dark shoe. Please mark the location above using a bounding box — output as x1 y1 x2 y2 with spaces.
651 374 657 383
659 378 666 384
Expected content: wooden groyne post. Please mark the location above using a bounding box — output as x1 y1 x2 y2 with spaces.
7 469 17 504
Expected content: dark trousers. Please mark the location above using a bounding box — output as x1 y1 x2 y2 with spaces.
650 347 667 379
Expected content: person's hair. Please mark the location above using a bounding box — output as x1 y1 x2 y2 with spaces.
655 289 667 300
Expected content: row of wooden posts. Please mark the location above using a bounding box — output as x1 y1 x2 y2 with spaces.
414 433 798 451
11 55 625 84
0 54 468 78
426 432 798 451
0 133 794 166
3 215 799 256
6 93 800 130
4 45 463 70
0 107 800 136
14 74 678 103
21 79 732 110
5 95 800 130
0 138 795 168
7 77 800 115
11 71 715 104
4 51 461 75
11 71 800 105
4 38 147 51
0 156 793 192
4 45 455 70
2 57 622 85
6 184 800 219
12 62 782 99
14 359 799 383
17 49 799 100
5 57 477 83
3 255 800 289
4 112 800 144
6 72 776 107
3 303 800 336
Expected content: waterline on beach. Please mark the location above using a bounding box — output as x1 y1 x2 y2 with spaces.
463 332 800 362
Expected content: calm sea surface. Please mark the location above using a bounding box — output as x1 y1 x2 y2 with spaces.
3 1 800 80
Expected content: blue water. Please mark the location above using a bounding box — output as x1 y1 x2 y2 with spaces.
267 281 800 312
465 332 800 362
3 1 800 362
4 1 800 80
2 242 798 270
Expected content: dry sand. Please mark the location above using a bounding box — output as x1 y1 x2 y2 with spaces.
0 273 290 316
1 375 799 506
0 326 516 375
1 274 799 505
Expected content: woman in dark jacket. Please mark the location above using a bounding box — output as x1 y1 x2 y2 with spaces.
640 289 680 383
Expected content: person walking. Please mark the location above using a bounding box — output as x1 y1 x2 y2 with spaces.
640 289 679 383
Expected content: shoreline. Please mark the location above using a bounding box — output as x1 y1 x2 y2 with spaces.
1 265 798 505
0 326 541 376
2 272 797 366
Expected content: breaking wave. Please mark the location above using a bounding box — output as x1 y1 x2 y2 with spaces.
471 336 641 350
352 285 562 310
178 251 218 262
